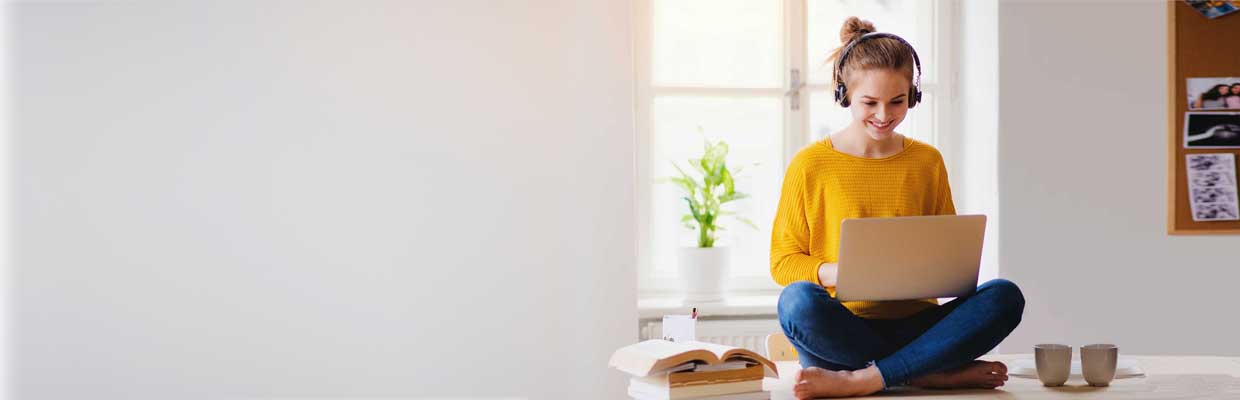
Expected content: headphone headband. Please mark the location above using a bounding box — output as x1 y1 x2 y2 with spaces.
833 32 923 108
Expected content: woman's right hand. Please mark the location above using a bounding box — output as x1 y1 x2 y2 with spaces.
817 262 840 287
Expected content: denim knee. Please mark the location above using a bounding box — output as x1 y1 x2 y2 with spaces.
980 278 1025 325
777 281 825 328
778 281 821 315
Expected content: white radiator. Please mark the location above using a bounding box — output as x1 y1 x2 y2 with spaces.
639 318 782 357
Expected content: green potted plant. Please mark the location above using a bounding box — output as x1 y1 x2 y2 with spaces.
665 137 757 302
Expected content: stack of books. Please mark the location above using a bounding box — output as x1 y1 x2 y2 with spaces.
608 339 778 400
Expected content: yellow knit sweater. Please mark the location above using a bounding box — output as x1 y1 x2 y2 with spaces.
770 136 956 319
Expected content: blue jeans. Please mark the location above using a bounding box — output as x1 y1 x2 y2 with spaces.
777 279 1024 389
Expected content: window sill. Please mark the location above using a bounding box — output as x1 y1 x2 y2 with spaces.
637 293 779 321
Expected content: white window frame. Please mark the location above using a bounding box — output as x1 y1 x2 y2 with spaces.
635 0 958 298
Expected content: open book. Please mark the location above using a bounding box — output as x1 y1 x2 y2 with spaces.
608 339 779 378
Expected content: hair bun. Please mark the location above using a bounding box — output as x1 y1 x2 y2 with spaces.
840 16 877 44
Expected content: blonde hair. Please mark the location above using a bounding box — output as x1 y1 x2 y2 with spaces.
827 17 916 97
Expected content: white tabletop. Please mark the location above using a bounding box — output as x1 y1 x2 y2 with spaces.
765 354 1240 399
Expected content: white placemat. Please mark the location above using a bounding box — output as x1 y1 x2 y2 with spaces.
1009 358 1146 379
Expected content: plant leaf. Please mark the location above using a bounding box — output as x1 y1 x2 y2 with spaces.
719 191 749 204
672 162 695 181
705 140 727 163
721 164 735 195
689 158 706 174
669 177 696 195
733 215 760 230
684 197 702 222
670 163 701 194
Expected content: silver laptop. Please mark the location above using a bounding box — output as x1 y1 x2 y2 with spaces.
834 214 986 301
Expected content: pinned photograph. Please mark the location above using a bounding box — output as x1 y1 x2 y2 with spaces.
1187 77 1240 110
1184 112 1240 148
1185 153 1239 221
1191 187 1238 203
1189 169 1237 188
1193 203 1239 221
1185 0 1240 19
1187 153 1233 171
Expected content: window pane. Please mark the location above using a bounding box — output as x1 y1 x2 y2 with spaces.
651 96 783 280
807 89 933 144
806 0 931 85
652 0 783 88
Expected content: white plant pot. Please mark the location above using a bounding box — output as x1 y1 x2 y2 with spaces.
677 246 730 303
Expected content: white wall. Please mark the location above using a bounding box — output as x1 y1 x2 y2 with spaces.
953 0 1001 294
12 1 636 399
997 0 1240 355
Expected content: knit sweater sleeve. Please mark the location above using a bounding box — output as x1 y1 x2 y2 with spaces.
934 153 957 216
769 154 823 287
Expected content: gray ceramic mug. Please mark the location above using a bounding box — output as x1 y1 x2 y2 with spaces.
1081 344 1118 386
1035 344 1072 387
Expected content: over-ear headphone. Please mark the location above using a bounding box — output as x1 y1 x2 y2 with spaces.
833 32 923 108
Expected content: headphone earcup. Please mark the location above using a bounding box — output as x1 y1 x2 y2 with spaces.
835 83 850 107
908 88 921 109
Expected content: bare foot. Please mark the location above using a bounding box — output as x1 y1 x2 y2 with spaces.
792 365 885 399
908 360 1009 390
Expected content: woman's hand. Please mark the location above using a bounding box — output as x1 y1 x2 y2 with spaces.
817 262 840 287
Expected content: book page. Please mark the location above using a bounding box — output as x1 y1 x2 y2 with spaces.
683 340 737 359
623 339 701 359
609 339 779 377
684 340 778 378
609 340 718 376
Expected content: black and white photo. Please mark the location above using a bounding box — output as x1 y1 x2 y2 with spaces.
1189 169 1237 188
1187 153 1233 170
1186 153 1240 221
1184 112 1240 148
1191 187 1238 203
1194 203 1239 221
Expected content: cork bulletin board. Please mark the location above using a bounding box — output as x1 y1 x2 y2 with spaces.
1167 1 1240 234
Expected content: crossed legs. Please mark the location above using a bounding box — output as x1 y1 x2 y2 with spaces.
776 279 1025 398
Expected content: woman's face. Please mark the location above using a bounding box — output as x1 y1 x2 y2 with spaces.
1219 86 1231 95
847 68 911 141
1231 85 1240 95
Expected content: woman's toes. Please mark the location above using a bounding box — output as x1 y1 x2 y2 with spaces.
977 360 1004 374
793 380 821 400
990 361 1008 375
792 382 810 399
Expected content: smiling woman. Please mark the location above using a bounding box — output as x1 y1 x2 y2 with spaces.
769 16 1025 399
637 0 955 299
841 68 914 155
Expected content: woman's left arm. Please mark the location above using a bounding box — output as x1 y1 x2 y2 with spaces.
934 156 956 216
